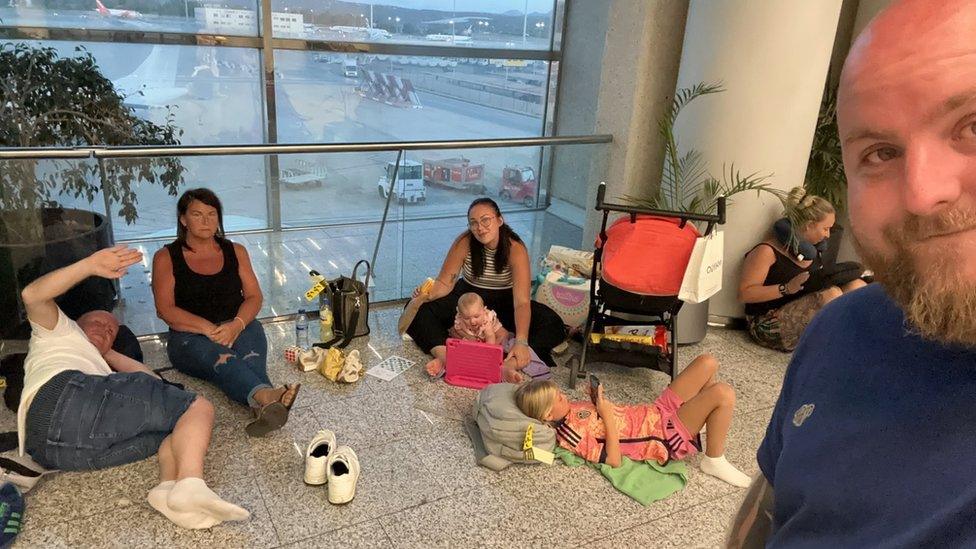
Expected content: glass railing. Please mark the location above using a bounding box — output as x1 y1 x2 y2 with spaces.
0 136 609 336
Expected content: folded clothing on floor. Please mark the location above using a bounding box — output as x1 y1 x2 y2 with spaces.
554 447 687 506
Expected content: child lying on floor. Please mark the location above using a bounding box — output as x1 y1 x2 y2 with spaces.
514 353 751 487
426 292 544 383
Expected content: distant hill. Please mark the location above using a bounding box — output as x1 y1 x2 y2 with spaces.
283 0 553 38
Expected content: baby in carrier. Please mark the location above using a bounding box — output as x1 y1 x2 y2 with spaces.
426 292 549 382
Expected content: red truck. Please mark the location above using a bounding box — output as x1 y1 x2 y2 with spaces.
423 157 486 193
499 166 537 207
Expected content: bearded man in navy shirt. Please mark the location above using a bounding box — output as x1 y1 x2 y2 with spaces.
729 0 976 547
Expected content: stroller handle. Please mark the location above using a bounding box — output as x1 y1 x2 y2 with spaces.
594 182 727 227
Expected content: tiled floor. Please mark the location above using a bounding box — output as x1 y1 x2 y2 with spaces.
8 305 791 548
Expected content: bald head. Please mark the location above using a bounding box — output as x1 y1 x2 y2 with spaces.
77 310 119 355
841 0 976 103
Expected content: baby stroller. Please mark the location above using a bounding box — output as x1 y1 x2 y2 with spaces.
567 183 726 385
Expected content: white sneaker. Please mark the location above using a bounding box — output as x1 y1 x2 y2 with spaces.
304 430 337 485
326 446 360 504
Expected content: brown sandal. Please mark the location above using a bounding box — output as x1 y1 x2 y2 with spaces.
244 384 300 437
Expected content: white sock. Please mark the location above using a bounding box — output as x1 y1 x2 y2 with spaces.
167 477 250 521
700 454 751 488
148 481 221 529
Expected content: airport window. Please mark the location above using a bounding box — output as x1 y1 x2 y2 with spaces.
1 0 573 332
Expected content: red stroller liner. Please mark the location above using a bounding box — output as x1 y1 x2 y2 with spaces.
598 215 701 297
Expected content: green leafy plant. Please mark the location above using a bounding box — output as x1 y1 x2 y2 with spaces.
0 42 185 244
804 81 846 212
629 82 791 219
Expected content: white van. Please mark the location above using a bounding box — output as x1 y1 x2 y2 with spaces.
377 160 426 203
343 59 358 78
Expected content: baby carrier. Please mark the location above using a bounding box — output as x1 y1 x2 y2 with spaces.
568 183 726 384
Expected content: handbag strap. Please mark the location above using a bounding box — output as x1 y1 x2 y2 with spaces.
351 260 370 285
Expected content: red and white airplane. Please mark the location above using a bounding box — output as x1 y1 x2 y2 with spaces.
95 0 141 19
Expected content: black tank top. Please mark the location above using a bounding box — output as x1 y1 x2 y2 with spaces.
744 243 813 316
166 238 244 324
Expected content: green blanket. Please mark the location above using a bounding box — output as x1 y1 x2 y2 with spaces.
555 447 687 506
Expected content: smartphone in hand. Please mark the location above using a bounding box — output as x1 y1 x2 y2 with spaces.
589 374 601 405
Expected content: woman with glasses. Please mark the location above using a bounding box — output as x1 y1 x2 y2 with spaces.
404 198 567 381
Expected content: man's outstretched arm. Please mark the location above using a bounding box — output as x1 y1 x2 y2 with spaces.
726 473 775 549
21 245 142 330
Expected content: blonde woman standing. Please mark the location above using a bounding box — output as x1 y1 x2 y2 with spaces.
738 188 867 351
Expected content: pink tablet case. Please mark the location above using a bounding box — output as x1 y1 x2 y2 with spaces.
444 338 503 389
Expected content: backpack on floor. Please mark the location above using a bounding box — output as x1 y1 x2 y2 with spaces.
472 383 556 471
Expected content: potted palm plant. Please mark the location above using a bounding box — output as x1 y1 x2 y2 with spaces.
0 43 186 338
627 82 791 343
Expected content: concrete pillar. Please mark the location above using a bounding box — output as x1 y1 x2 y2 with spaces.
550 0 690 247
672 0 842 319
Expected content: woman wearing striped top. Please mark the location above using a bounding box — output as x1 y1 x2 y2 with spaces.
405 198 567 381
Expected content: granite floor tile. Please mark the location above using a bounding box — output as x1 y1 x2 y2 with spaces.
587 492 742 548
279 520 393 549
309 388 436 452
14 519 71 548
377 484 540 549
64 501 159 548
24 457 158 528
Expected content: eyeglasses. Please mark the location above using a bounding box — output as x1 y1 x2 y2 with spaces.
468 215 496 230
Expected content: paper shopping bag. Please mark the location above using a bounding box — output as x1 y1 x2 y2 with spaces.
678 230 724 303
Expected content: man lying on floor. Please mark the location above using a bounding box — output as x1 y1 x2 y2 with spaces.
18 245 248 529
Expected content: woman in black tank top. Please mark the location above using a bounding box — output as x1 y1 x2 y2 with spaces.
152 188 299 437
738 189 867 352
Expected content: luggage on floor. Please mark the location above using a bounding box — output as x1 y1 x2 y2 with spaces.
471 383 556 471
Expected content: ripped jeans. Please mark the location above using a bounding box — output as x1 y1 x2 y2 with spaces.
166 320 271 407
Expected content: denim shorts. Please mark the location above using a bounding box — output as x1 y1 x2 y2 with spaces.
25 371 196 471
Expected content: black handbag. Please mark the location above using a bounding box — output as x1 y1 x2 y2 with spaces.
316 260 370 349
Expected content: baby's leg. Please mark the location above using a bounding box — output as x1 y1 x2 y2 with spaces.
668 353 719 402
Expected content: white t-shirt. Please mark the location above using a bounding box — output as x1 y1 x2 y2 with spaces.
18 308 113 455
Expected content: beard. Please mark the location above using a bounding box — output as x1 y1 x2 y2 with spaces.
852 204 976 347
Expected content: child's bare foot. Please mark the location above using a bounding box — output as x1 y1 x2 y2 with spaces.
425 357 445 377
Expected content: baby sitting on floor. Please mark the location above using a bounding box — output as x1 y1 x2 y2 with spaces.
426 292 544 382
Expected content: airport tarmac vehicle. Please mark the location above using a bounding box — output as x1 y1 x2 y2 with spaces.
498 166 537 207
378 159 426 203
422 157 485 193
281 162 326 190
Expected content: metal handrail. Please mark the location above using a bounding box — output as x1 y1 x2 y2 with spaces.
0 134 612 160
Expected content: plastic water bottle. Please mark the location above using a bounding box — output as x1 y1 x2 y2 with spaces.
319 293 334 342
296 308 310 350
